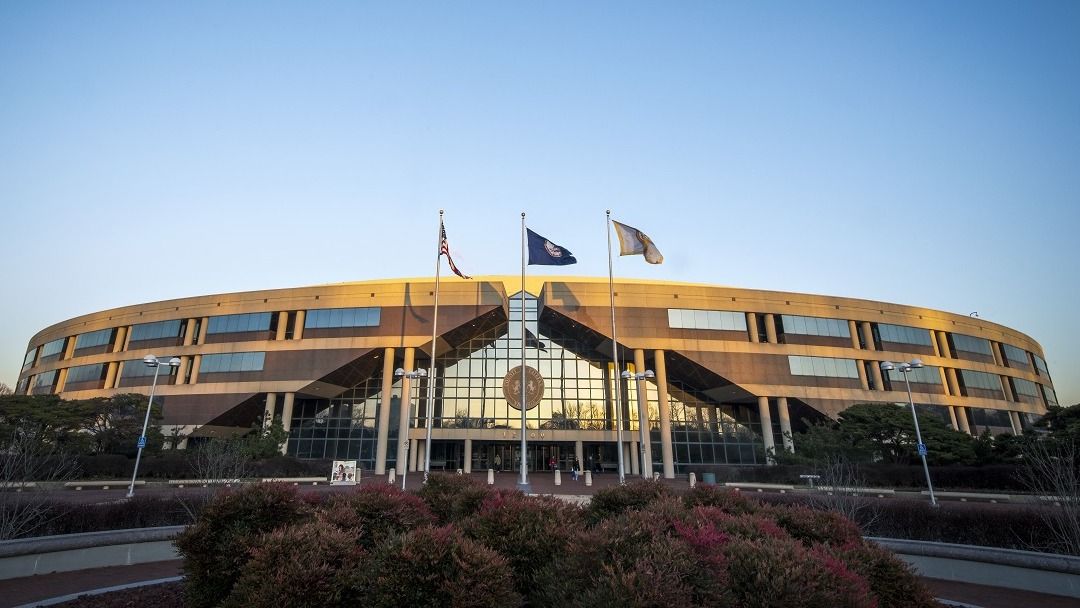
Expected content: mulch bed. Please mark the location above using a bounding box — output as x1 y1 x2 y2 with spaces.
52 582 184 608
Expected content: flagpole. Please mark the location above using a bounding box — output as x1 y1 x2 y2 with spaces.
606 210 626 484
424 210 443 483
518 212 531 492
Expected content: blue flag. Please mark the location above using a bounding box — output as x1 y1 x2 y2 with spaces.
527 229 577 265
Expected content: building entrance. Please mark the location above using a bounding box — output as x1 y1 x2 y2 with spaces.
472 442 577 473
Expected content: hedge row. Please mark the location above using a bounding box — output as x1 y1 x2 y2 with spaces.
174 477 939 608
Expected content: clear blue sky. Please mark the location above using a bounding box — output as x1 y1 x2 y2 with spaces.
2 1 1077 406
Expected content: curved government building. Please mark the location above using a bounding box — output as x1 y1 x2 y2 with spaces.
15 277 1057 478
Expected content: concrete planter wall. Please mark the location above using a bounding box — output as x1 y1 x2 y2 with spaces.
0 526 184 580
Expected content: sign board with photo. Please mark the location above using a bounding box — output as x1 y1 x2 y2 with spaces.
330 460 358 485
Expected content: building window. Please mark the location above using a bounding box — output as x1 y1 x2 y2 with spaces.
21 349 36 371
207 312 273 334
1042 385 1058 406
200 352 266 373
787 356 860 379
66 363 106 384
304 307 381 329
121 357 180 378
958 369 1003 394
667 309 747 331
950 333 992 356
877 323 932 347
38 338 66 362
885 365 941 385
1012 378 1041 398
74 328 115 350
778 314 850 338
15 377 30 395
129 319 184 342
32 370 58 391
1001 344 1030 367
1033 354 1051 379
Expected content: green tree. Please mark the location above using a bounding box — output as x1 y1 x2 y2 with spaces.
0 394 93 452
76 393 164 456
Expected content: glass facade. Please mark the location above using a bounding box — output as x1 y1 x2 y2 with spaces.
207 312 272 334
66 363 106 384
877 323 933 347
787 356 860 379
39 338 65 362
305 307 381 329
21 349 35 371
1012 378 1041 399
74 328 114 350
885 365 941 385
1001 344 1029 367
959 369 1003 395
1042 385 1059 407
1033 354 1051 379
200 352 266 373
951 333 992 356
33 370 58 391
130 320 183 342
289 375 386 469
121 357 179 378
667 309 747 332
778 314 850 338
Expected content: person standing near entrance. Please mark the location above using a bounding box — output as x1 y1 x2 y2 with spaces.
494 453 502 472
548 455 557 472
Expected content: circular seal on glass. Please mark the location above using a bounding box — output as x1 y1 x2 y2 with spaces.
502 365 544 410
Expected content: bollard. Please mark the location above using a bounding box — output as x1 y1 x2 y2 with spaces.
554 470 562 486
585 470 593 487
388 468 396 485
487 469 495 485
653 472 660 481
689 472 697 488
457 469 463 475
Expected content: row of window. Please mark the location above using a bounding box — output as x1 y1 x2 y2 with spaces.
877 323 933 347
667 309 747 331
779 314 850 338
951 333 992 356
788 356 860 379
130 319 184 342
959 369 1002 392
66 363 106 384
207 312 273 334
74 328 114 350
885 364 941 385
305 307 381 329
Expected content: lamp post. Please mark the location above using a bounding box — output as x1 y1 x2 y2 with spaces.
395 367 427 490
621 369 655 479
880 359 938 506
127 354 180 498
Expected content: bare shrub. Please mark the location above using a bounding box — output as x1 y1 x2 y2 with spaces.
808 453 880 530
0 429 79 539
1017 438 1080 555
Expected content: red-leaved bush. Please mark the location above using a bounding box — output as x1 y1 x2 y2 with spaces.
317 483 435 548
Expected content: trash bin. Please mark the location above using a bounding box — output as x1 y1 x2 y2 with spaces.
701 472 716 485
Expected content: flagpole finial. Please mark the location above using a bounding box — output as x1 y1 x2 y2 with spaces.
521 212 525 218
606 209 611 216
439 209 444 216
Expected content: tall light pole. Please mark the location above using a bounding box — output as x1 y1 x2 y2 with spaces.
880 359 938 506
621 369 655 479
395 367 427 490
127 354 180 498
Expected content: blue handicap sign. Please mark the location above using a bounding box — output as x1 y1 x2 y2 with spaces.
917 443 927 456
137 436 147 449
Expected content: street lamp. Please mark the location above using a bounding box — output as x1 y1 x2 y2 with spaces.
127 354 180 498
880 359 938 506
394 367 427 489
621 369 656 479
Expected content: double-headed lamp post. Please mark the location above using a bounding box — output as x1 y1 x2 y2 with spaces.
621 369 655 479
394 367 427 489
880 359 938 507
127 355 181 498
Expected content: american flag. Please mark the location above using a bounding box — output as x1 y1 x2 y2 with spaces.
440 221 471 279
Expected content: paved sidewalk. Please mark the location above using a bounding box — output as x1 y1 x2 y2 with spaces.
0 561 181 608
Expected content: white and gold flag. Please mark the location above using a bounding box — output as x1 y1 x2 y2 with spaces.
612 220 663 264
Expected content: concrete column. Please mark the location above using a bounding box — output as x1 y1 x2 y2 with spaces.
113 362 125 388
196 318 209 346
946 368 962 397
575 440 584 473
629 440 639 475
633 349 653 475
929 330 942 357
956 406 972 435
175 356 189 385
263 393 277 429
654 350 675 479
747 313 760 343
757 396 776 463
55 368 68 393
464 438 472 474
375 347 396 475
275 312 288 340
104 362 118 389
991 342 1004 367
938 331 954 359
189 355 201 384
121 327 132 352
279 392 295 454
706 406 719 434
854 361 869 390
777 397 793 453
294 310 306 340
396 347 415 472
62 338 75 361
764 313 778 344
410 439 420 472
848 321 860 349
183 319 196 346
938 367 951 395
948 406 959 431
870 360 884 391
860 322 876 351
1009 411 1023 435
1000 376 1014 401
